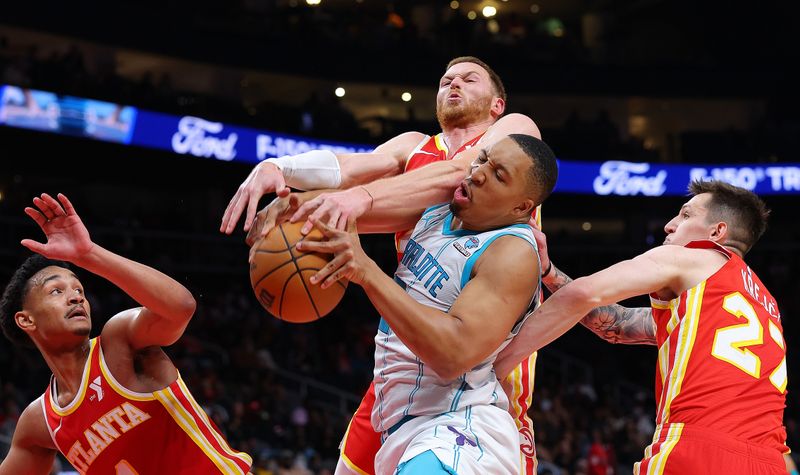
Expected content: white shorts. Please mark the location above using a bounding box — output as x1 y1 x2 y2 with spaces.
375 405 520 475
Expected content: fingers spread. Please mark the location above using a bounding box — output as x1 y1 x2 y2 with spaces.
57 193 76 215
41 193 66 217
20 239 45 254
24 207 47 227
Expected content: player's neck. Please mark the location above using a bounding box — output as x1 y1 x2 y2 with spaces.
41 339 92 399
442 119 493 157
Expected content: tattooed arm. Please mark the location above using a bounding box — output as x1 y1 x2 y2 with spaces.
534 227 656 346
543 264 656 345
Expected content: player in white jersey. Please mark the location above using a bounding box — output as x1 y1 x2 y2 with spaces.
298 134 559 474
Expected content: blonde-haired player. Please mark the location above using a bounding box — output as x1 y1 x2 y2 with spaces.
223 57 543 475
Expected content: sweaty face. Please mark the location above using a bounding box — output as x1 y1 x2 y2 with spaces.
450 137 534 231
20 266 92 343
662 194 718 246
436 62 498 130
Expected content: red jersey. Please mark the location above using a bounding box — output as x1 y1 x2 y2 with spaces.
394 132 483 258
42 338 252 474
649 241 787 452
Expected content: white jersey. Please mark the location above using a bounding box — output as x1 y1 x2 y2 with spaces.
372 204 540 433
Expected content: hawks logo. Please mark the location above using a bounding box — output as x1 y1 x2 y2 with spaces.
519 426 536 457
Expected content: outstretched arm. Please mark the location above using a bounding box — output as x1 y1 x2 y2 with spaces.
22 193 196 350
292 113 541 232
532 227 656 346
494 245 690 379
221 131 427 234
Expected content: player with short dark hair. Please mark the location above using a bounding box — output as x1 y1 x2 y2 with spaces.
0 193 252 475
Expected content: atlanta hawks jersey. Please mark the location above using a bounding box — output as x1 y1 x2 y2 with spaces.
42 338 252 474
649 240 788 452
372 204 539 433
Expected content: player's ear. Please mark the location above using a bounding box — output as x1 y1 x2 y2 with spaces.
709 221 728 242
491 97 505 118
15 311 37 334
514 198 535 219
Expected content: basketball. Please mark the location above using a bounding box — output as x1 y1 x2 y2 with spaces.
249 221 347 323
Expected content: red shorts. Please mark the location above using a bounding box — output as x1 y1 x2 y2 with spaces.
340 382 381 475
635 424 785 475
339 354 539 475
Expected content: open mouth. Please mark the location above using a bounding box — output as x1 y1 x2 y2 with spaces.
67 306 88 320
453 181 471 203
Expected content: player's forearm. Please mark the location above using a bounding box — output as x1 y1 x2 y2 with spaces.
543 264 656 345
75 245 196 323
502 279 597 368
363 159 468 213
359 263 473 379
338 152 406 189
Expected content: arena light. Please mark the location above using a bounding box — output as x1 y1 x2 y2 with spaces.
467 10 477 20
530 4 540 14
582 222 592 231
450 0 460 9
482 6 497 18
306 0 321 5
401 92 412 102
335 87 346 97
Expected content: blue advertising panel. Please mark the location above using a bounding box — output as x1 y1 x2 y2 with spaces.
131 110 373 164
0 85 136 144
2 84 799 196
556 160 800 196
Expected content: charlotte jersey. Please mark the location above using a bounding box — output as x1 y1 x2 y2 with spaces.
373 204 540 433
394 132 484 260
649 241 788 452
41 338 252 474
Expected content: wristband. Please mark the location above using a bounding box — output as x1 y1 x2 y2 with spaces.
266 149 342 190
541 261 553 278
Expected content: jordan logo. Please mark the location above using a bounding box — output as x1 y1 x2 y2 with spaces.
89 376 104 402
447 426 476 447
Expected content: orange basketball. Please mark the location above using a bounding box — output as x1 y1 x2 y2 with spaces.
249 221 347 323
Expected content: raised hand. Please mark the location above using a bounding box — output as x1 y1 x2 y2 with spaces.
21 193 94 262
245 194 304 248
220 162 288 235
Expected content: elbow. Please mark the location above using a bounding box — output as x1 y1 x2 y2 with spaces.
427 346 473 381
565 277 602 309
432 361 465 382
175 293 197 322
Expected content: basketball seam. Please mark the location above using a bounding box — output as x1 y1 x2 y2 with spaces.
279 225 322 320
252 259 295 289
